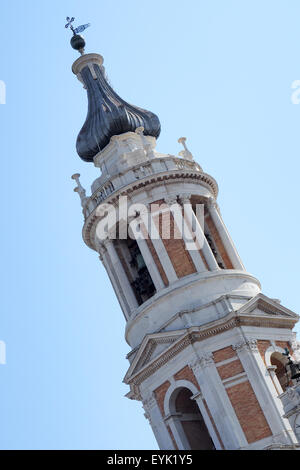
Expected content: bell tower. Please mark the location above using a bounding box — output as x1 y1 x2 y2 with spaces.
69 31 300 450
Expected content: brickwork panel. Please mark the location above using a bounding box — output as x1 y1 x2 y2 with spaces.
154 381 171 417
217 359 244 381
150 199 196 279
226 381 272 444
174 366 200 390
213 346 236 363
160 213 196 278
145 237 169 287
257 340 271 365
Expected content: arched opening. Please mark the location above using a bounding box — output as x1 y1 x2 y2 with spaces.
114 237 156 305
270 352 289 392
171 387 215 450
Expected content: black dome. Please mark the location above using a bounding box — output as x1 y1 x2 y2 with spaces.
75 62 161 162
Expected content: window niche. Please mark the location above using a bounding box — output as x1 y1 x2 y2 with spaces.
191 198 226 270
115 237 156 306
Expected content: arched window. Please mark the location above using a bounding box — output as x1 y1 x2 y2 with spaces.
270 352 289 392
114 238 156 305
170 387 215 450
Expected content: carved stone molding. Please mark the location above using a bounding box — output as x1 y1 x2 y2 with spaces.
83 171 219 249
164 195 178 206
127 382 142 401
178 194 192 206
190 352 214 372
191 391 203 401
143 392 157 412
207 196 220 213
232 339 258 353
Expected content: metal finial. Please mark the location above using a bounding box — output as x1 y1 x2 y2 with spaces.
65 17 76 34
65 17 91 36
65 17 91 55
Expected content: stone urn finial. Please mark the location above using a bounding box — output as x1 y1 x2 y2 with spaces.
178 137 194 161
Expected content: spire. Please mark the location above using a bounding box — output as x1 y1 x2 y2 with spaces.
71 36 161 162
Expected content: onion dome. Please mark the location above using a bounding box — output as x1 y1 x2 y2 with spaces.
72 53 161 162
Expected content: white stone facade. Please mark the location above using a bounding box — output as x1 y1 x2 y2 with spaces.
72 52 300 452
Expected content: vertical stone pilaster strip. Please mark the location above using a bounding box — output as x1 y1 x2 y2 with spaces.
98 245 130 320
232 339 293 444
133 215 165 292
190 353 248 449
207 198 245 270
178 195 210 273
143 394 175 450
191 391 224 450
180 195 219 271
103 238 139 311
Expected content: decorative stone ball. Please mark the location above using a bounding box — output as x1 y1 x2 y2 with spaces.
70 34 86 51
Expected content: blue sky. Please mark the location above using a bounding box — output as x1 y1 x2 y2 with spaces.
0 0 300 450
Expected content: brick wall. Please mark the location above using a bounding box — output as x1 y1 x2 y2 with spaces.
213 346 236 363
154 380 171 417
257 340 271 365
226 381 272 444
217 359 244 381
151 200 196 279
213 344 272 444
174 366 200 390
160 213 196 278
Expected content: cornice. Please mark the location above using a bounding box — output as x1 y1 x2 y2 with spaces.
82 170 218 250
124 313 297 388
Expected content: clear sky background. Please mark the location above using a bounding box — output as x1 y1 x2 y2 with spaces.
0 0 300 450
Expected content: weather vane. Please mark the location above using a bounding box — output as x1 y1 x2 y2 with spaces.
65 17 91 55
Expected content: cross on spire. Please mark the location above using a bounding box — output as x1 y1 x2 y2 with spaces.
65 16 75 34
65 16 91 36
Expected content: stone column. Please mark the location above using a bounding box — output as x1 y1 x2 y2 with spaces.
164 413 190 450
191 391 223 450
131 212 165 292
98 245 130 321
190 352 248 449
148 201 178 284
143 393 175 450
102 238 139 313
266 365 281 395
207 197 245 270
179 194 219 271
232 339 296 445
174 194 208 273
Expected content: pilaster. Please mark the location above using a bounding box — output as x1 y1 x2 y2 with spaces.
142 393 175 450
207 197 245 270
232 338 295 445
190 352 247 449
101 238 139 313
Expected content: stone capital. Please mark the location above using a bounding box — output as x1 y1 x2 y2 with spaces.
207 196 218 210
232 339 258 353
178 194 192 206
190 352 214 371
165 195 178 206
142 392 158 412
